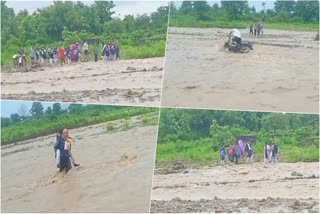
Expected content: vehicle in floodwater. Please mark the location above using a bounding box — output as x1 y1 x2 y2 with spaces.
224 40 253 53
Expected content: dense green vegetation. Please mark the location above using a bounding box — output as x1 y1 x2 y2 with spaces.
156 108 319 167
1 102 159 145
1 1 168 66
170 0 319 30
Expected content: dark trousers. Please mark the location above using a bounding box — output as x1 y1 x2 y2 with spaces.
232 37 241 45
94 54 98 62
59 154 72 172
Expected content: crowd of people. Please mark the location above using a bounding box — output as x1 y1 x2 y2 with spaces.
15 40 120 67
249 21 264 37
218 139 279 166
54 129 80 173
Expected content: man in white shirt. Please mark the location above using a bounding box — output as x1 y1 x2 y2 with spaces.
228 28 242 46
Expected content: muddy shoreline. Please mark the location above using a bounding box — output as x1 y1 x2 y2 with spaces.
1 57 164 106
151 162 319 213
151 198 319 213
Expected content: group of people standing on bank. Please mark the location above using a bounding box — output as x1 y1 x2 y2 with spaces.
218 139 279 165
249 21 264 37
16 39 121 67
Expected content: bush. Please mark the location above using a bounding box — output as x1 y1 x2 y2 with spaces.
106 123 115 131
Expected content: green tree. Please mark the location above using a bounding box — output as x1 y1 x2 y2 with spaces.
193 1 211 20
1 1 16 44
93 0 115 31
104 18 125 35
261 113 289 133
10 113 21 123
221 0 250 20
180 0 193 14
295 0 319 22
151 6 169 28
30 102 44 118
68 104 84 113
52 103 62 115
135 14 151 29
274 0 296 14
45 106 52 115
123 15 136 32
1 117 11 127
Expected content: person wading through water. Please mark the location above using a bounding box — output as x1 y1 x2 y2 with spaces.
62 129 80 167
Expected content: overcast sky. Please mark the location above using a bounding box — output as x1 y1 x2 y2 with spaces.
1 100 70 117
5 1 169 18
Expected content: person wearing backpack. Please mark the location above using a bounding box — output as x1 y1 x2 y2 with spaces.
219 146 226 165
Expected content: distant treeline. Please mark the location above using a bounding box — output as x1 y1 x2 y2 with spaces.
158 108 319 144
1 1 169 65
1 102 158 145
169 0 319 30
156 108 319 166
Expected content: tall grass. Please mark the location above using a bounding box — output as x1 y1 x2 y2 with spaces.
156 136 319 168
121 40 166 59
1 107 159 145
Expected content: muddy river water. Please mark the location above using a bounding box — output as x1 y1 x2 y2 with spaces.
161 27 319 113
1 117 158 212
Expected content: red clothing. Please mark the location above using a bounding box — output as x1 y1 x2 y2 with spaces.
228 145 234 155
59 47 65 59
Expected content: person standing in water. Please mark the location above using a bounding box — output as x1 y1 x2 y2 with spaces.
62 129 80 167
54 129 64 168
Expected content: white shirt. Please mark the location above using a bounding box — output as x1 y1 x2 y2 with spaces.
230 28 241 38
83 43 88 51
